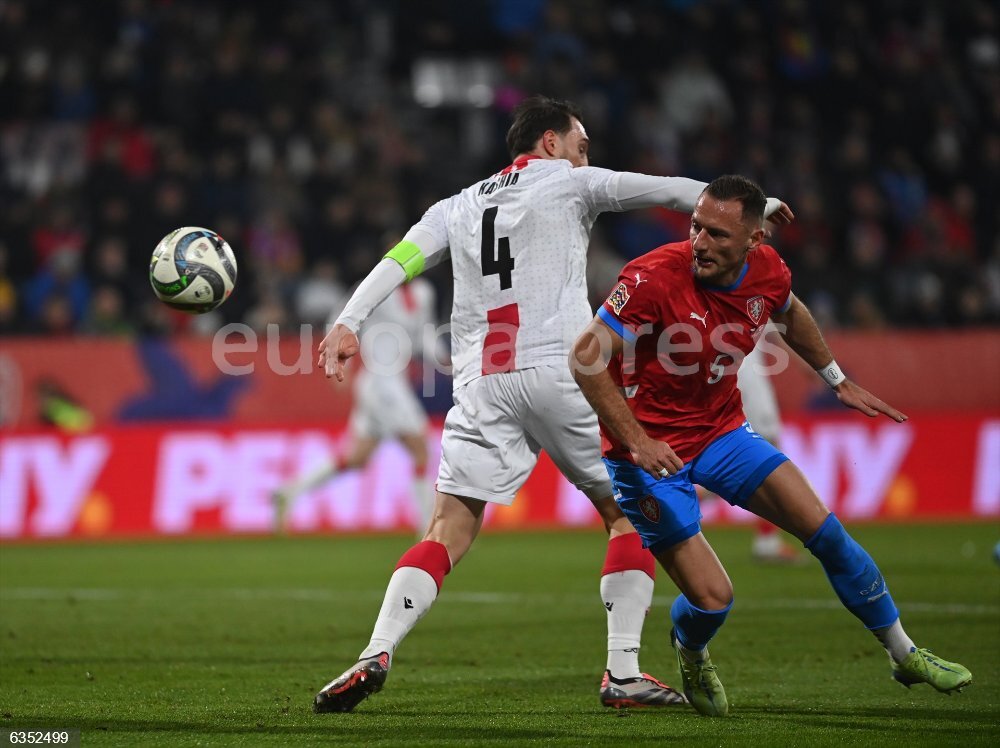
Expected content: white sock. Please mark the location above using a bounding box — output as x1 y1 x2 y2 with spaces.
411 475 434 535
872 619 916 663
359 566 439 663
752 532 782 555
601 570 653 678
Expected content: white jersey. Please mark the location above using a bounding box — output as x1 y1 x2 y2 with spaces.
330 278 436 372
328 280 435 439
351 278 436 372
405 157 632 387
737 324 782 444
329 157 786 504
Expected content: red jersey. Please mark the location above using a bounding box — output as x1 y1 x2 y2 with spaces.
597 240 792 463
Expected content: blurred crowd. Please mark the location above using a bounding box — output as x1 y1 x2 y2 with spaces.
1 0 998 338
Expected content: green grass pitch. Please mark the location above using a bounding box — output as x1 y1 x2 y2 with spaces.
1 524 998 746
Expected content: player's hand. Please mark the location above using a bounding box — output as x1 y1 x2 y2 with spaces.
629 435 684 480
834 380 908 423
318 323 360 381
763 200 795 237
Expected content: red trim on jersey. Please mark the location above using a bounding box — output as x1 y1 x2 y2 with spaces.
482 303 520 375
601 532 656 581
500 155 543 175
395 540 452 592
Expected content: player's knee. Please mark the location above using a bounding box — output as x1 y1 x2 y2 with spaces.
402 435 428 464
411 443 429 465
688 580 733 612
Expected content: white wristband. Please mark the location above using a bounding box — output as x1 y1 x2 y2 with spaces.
817 360 846 388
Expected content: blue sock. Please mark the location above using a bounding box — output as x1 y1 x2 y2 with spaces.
670 594 732 651
805 513 899 630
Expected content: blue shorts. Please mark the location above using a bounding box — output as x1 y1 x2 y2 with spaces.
604 422 788 555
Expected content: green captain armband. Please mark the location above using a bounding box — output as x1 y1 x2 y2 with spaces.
384 240 425 281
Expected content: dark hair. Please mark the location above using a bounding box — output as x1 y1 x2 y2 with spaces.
505 96 583 159
704 175 767 224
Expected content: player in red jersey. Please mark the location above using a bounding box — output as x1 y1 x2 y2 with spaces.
570 175 972 716
313 98 796 714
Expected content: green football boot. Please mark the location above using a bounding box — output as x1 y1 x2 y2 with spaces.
892 648 972 694
671 628 729 716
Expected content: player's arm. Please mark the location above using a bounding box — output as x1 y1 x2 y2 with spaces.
318 201 452 380
570 318 684 477
771 293 907 422
575 168 795 223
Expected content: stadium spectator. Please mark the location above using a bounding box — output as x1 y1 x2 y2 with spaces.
0 244 18 334
82 285 134 337
0 1 997 333
570 174 972 716
22 249 90 327
90 236 143 317
294 258 347 330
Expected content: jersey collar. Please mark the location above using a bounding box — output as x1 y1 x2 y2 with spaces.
695 261 750 292
500 155 543 175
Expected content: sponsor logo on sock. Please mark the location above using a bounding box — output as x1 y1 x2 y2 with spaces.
403 597 413 609
860 575 890 603
859 575 882 596
604 601 614 612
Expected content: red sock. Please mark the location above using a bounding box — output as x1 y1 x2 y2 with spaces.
602 532 656 581
395 540 452 591
756 520 778 536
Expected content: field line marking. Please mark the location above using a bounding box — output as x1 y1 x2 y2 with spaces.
1 587 997 616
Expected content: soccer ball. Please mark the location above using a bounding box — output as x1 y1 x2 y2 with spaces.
149 227 237 313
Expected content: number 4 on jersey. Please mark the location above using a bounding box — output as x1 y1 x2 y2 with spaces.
481 206 514 290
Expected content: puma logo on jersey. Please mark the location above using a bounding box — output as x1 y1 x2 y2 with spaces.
634 273 646 286
689 310 709 328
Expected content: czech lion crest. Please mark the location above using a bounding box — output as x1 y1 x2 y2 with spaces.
747 295 765 324
637 495 660 523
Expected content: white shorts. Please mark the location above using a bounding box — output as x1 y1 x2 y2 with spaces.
737 344 781 444
437 365 612 505
350 372 428 440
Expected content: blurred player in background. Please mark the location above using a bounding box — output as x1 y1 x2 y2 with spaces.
313 96 793 713
571 174 971 717
272 279 438 534
738 334 801 563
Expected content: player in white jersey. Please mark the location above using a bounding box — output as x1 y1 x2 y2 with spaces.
272 279 438 533
737 327 801 562
312 96 793 713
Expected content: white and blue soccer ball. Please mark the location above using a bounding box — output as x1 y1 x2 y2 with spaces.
150 227 237 313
